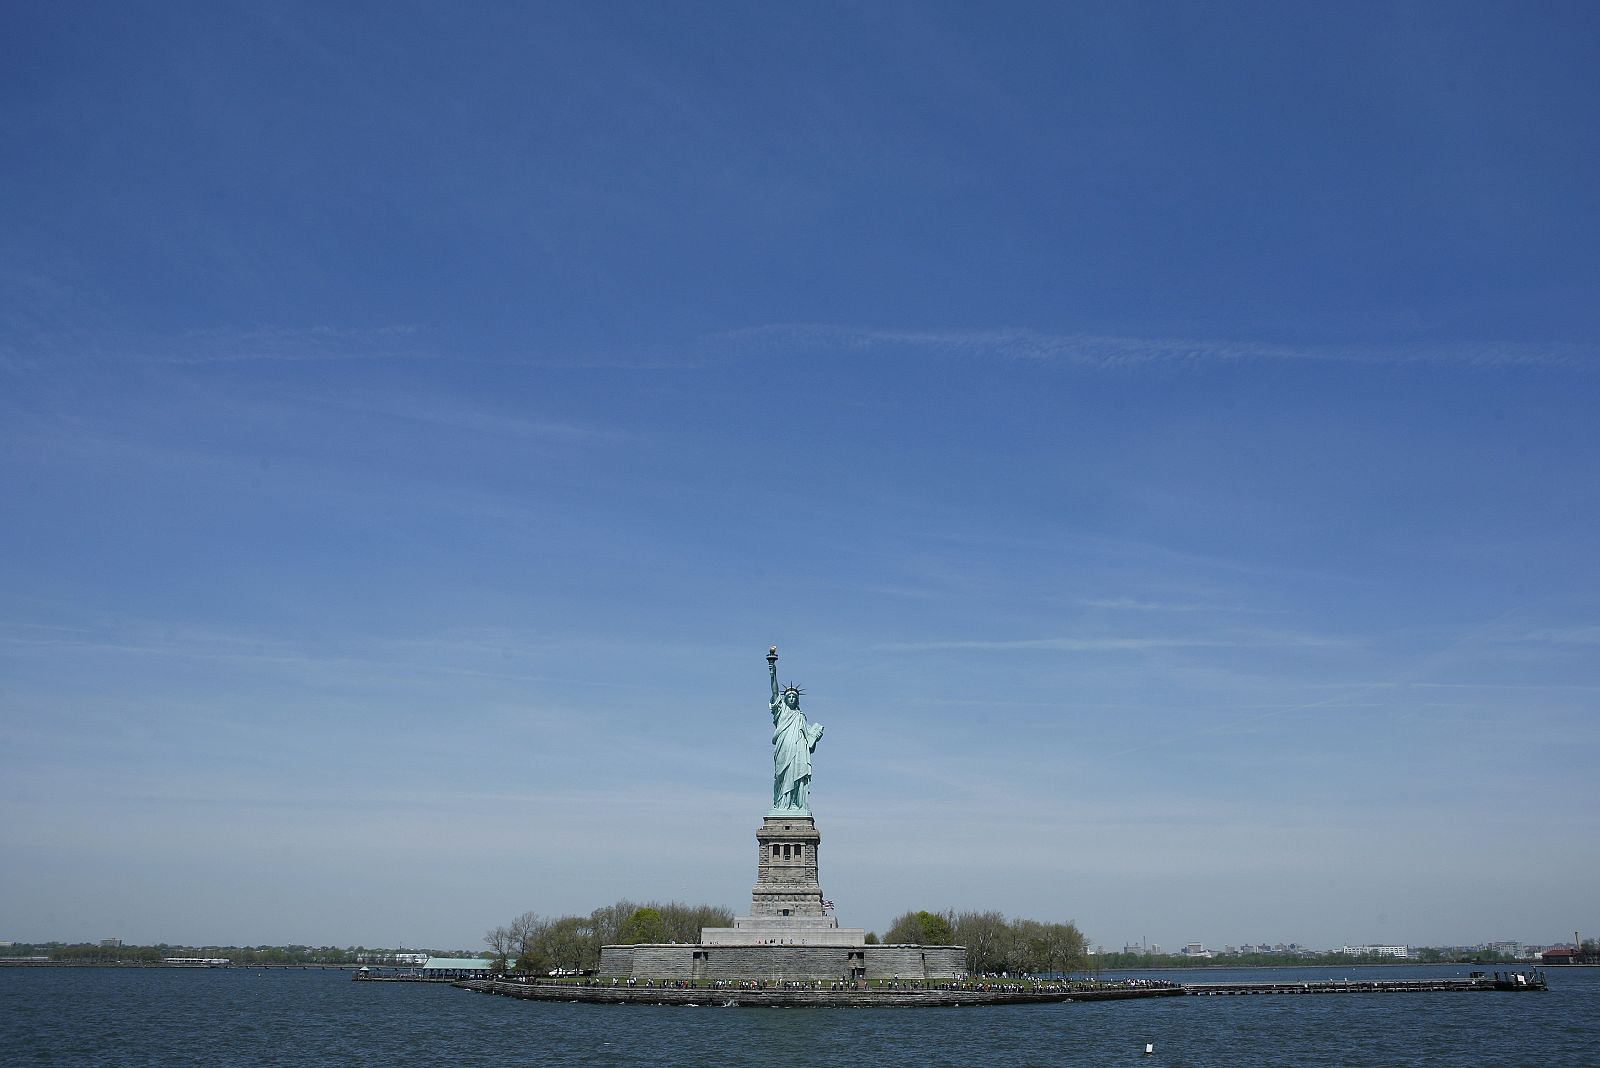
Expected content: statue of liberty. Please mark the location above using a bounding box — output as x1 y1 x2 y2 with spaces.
767 646 824 814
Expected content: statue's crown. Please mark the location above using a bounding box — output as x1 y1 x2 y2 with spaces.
782 682 804 697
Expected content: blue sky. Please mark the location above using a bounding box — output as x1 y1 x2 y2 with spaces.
3 2 1597 953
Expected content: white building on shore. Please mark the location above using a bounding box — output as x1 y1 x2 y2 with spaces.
1339 944 1410 958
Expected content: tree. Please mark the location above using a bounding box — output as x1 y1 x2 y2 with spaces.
537 916 596 974
953 910 1010 973
883 911 919 944
884 910 955 945
588 900 641 949
1011 918 1050 974
618 907 666 945
483 925 515 974
864 932 879 945
515 943 551 976
658 902 734 942
1040 922 1086 974
491 898 736 974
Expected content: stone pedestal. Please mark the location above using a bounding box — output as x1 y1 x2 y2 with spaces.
699 815 866 947
752 815 824 917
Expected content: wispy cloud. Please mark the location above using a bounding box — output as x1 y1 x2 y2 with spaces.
1503 625 1600 645
2 325 710 372
0 620 555 687
1080 597 1277 614
878 630 1350 653
159 325 429 364
1081 597 1210 612
719 324 1596 369
286 388 616 444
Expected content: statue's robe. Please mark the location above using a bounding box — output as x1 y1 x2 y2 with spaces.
771 702 822 810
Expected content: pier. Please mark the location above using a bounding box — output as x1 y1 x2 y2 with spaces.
1186 971 1547 996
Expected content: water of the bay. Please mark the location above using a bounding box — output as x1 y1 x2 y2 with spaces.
5 964 1595 1066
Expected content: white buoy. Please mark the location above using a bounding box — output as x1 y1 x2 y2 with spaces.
1144 1043 1155 1055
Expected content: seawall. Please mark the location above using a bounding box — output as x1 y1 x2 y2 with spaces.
456 979 1182 1007
454 972 1546 1008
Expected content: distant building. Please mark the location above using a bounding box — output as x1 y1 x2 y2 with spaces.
1340 945 1409 958
421 956 497 979
1181 943 1213 958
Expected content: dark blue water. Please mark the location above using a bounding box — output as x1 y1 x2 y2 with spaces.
4 965 1595 1066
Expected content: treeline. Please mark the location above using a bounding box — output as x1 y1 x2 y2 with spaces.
1092 948 1529 969
1412 946 1523 964
39 944 166 963
7 943 468 965
1095 950 1366 969
883 910 1087 976
481 905 1087 977
485 901 735 975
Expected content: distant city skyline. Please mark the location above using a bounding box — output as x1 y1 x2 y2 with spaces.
6 932 1584 963
3 3 1597 951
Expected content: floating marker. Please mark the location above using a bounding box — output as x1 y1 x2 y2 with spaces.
1145 1043 1155 1055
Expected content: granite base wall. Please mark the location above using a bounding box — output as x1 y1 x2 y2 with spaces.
599 943 966 981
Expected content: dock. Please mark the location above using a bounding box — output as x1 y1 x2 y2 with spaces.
1186 971 1547 996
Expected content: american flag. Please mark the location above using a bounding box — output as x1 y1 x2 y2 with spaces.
822 899 835 911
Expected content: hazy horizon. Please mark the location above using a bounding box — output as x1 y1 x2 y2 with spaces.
3 3 1596 954
4 930 1572 955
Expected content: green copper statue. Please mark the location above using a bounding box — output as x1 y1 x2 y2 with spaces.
767 646 824 814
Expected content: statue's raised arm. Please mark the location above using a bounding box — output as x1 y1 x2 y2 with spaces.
768 646 781 710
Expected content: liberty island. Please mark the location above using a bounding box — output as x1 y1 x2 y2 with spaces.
596 646 967 982
454 648 1548 1008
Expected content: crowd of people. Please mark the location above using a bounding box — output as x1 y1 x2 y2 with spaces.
497 973 1180 994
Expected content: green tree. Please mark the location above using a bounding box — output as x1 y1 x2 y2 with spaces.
584 899 735 948
885 910 955 945
587 900 641 949
515 943 551 975
618 907 666 945
1040 921 1086 974
492 898 737 974
1011 918 1050 973
537 916 596 974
